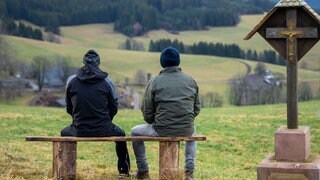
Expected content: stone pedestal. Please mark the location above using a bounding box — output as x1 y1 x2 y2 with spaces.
275 126 310 162
257 153 320 180
258 126 317 180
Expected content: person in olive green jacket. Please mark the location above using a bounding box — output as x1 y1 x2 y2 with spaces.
131 47 201 180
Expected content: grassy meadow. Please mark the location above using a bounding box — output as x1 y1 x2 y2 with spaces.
1 14 320 179
3 15 320 101
0 101 320 179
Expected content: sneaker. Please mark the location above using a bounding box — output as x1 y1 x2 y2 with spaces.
185 170 194 180
118 173 130 179
132 170 150 180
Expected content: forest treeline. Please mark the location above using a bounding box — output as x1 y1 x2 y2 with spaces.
0 0 275 37
149 39 286 66
2 21 43 40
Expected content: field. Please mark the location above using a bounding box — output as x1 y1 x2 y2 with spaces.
0 101 320 179
1 14 320 179
3 15 320 101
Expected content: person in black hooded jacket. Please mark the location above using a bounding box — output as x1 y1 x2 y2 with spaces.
61 49 130 177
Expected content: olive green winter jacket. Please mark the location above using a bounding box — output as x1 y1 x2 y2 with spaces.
141 66 201 136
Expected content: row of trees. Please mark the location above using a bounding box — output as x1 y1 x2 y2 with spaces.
1 0 275 36
0 35 25 102
30 55 73 92
229 76 314 106
228 62 315 106
0 36 14 78
201 92 223 108
119 38 145 51
1 20 43 40
149 39 286 66
0 35 74 102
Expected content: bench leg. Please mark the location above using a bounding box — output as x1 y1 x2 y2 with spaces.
159 141 180 180
53 142 77 180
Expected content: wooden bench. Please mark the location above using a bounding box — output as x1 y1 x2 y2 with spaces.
26 136 206 179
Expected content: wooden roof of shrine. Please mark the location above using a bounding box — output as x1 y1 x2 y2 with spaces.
244 0 320 40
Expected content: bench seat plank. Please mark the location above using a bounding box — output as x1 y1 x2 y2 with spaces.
26 135 206 179
26 136 206 142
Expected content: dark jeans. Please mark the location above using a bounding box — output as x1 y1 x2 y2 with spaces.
61 124 130 174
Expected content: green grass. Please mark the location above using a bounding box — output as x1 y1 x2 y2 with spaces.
1 101 320 179
4 35 320 101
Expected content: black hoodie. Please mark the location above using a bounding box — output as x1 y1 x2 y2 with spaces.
65 65 118 136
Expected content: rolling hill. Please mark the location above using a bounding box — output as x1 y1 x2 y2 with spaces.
0 11 320 180
2 14 320 103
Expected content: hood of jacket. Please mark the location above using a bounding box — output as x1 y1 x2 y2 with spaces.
76 64 108 84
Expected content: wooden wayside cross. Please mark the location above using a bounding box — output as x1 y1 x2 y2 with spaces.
266 9 318 129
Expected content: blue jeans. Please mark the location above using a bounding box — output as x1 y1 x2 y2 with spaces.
131 124 197 172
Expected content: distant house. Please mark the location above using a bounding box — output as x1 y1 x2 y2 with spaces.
44 67 65 87
230 70 283 105
44 67 77 88
0 77 29 101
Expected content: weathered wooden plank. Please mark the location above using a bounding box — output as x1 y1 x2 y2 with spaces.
286 49 298 129
266 28 318 38
26 136 206 142
286 8 298 129
159 141 180 180
53 142 77 180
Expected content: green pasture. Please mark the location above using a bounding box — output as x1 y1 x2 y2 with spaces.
2 14 319 104
1 13 319 180
1 101 320 179
58 15 320 70
4 35 320 103
4 35 247 99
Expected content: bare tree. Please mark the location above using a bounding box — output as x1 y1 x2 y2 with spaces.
0 36 14 78
0 36 22 102
229 74 283 106
298 81 313 101
53 55 72 84
0 20 4 33
229 75 249 106
299 61 308 70
134 69 147 86
120 38 145 51
203 92 223 108
45 32 60 44
254 62 267 75
31 56 50 92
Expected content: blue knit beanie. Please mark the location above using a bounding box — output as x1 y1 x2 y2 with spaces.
160 47 180 68
83 49 100 67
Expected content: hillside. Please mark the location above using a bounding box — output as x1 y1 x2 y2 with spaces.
58 14 320 70
1 0 275 37
5 35 248 96
1 101 320 179
3 14 320 101
4 34 319 100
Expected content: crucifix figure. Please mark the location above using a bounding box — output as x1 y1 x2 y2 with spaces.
277 21 303 62
266 8 318 129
